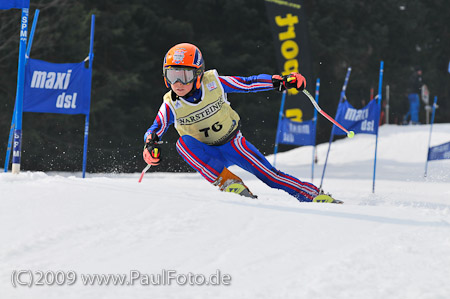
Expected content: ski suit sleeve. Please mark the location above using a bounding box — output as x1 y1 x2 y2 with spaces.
219 74 274 93
144 102 174 142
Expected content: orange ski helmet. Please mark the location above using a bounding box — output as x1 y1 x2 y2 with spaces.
163 43 205 89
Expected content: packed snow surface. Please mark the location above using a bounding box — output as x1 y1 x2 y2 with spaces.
1 124 450 299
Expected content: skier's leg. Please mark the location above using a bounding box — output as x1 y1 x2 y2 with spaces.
176 135 224 183
176 135 256 197
403 110 411 124
225 133 319 202
213 167 257 198
411 93 420 123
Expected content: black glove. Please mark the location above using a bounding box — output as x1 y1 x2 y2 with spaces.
272 73 306 92
143 132 161 165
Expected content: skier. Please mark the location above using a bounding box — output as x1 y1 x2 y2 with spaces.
403 66 423 125
143 43 341 204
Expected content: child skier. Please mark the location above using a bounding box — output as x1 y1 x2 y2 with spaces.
143 43 341 204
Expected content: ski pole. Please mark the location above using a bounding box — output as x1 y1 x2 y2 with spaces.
138 164 151 183
302 89 355 138
138 140 163 183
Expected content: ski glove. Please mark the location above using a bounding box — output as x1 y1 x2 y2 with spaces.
272 73 306 92
143 132 161 166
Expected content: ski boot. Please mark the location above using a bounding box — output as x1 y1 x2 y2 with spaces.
214 168 257 199
313 190 343 204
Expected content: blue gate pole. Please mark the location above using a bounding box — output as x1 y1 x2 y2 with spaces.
273 90 287 167
372 61 384 193
4 9 38 172
26 9 39 58
424 96 438 177
4 122 15 172
11 8 29 174
319 67 352 189
311 78 320 182
82 115 89 178
82 14 95 178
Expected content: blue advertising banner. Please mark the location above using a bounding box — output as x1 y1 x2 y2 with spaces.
276 118 316 146
23 59 91 115
428 141 450 161
333 99 380 136
0 0 29 9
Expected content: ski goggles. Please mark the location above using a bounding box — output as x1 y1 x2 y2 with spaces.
164 67 199 85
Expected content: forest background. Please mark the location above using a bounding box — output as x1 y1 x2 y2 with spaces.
1 0 449 173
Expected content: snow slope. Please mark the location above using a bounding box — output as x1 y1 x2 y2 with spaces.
1 124 450 299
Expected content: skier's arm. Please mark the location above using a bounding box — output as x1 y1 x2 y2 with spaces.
144 102 174 142
143 102 174 165
219 74 274 93
219 73 306 93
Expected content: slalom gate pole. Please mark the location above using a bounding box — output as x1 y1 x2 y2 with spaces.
319 123 334 189
385 85 390 124
82 14 95 179
11 8 29 174
273 90 287 166
316 67 352 189
4 9 38 172
311 78 320 182
424 96 438 177
3 122 15 172
82 114 90 178
26 9 39 58
372 61 384 193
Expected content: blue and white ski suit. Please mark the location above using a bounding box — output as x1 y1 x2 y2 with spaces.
145 71 319 201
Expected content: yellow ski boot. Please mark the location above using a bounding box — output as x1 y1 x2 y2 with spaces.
313 190 344 204
214 168 257 199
